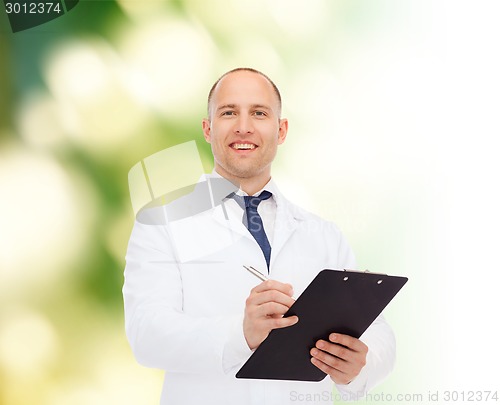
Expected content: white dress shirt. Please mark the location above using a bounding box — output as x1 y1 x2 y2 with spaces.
207 170 277 247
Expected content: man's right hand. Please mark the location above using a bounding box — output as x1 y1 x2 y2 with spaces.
243 279 299 350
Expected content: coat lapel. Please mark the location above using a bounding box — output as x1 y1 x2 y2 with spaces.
270 196 300 267
211 199 251 241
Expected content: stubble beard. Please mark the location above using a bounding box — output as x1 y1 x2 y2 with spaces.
218 158 262 180
215 153 273 183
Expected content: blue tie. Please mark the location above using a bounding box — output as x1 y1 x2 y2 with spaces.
244 191 272 270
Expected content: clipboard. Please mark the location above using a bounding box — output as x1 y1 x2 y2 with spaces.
236 269 408 382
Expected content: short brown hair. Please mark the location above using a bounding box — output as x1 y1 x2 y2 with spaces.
207 67 282 118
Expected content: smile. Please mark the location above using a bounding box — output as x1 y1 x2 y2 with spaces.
230 143 257 150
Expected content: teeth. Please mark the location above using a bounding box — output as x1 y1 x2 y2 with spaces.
232 143 256 150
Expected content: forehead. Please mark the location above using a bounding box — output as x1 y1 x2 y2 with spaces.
211 71 279 109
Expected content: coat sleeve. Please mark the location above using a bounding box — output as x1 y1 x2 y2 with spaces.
122 218 252 374
333 227 397 398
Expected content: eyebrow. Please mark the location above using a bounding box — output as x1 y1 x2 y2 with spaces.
216 104 236 112
250 104 271 111
216 104 272 111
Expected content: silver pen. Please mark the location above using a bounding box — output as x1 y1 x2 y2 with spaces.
243 265 296 300
243 265 269 282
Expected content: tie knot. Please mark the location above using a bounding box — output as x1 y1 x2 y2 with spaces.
244 190 272 209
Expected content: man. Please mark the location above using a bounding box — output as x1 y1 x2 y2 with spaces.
123 68 396 404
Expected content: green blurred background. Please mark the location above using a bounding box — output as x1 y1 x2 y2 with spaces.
1 1 499 404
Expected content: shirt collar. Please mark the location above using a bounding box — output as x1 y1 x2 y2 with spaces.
208 169 281 202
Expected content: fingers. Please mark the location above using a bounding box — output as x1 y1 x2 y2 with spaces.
243 280 297 350
310 354 351 384
251 279 294 298
247 300 290 318
261 314 299 329
246 280 295 317
327 333 368 354
247 288 295 309
310 333 368 385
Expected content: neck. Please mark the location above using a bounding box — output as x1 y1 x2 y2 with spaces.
214 167 271 196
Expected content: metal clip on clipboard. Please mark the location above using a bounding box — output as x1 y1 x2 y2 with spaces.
343 269 388 276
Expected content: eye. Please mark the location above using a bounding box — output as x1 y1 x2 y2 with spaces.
253 111 267 117
221 110 235 116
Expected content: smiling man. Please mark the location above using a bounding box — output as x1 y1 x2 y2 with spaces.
123 68 396 404
202 69 287 196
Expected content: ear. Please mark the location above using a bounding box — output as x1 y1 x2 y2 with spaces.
277 118 288 145
202 118 211 143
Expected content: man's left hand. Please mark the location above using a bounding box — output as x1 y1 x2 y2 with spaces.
310 333 368 385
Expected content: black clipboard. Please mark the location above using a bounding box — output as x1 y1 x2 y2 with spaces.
236 269 408 382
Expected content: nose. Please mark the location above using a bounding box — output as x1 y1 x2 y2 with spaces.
234 114 254 134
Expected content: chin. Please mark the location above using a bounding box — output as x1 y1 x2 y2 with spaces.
230 169 257 179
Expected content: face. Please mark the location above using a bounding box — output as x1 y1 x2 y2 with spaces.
202 71 288 188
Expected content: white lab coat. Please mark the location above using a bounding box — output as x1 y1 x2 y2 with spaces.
123 179 395 405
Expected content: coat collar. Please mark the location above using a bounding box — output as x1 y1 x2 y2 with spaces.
207 174 304 266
